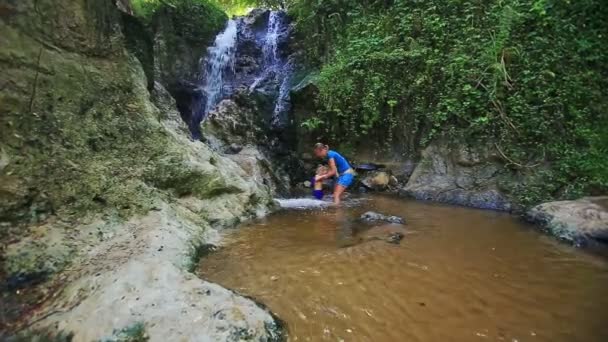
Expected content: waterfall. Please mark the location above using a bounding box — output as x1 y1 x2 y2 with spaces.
252 11 292 128
263 11 281 67
190 10 294 139
272 60 292 127
248 11 282 92
265 12 291 127
200 19 237 121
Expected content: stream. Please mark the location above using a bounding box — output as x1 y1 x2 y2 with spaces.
198 194 608 342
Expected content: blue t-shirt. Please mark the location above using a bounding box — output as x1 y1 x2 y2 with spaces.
327 150 351 174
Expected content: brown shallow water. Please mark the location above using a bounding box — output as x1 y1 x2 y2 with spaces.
198 195 608 342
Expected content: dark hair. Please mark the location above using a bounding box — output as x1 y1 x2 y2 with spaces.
314 142 328 150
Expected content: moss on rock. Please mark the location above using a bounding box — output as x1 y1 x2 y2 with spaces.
0 0 262 282
0 0 286 338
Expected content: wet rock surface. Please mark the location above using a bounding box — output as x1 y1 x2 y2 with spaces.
202 96 303 193
526 197 608 244
360 211 405 224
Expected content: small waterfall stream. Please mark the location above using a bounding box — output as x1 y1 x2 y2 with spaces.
191 10 293 138
248 11 283 92
272 60 292 127
248 11 292 127
264 12 292 128
200 19 238 121
262 11 281 67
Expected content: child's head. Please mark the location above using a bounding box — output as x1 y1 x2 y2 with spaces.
316 165 329 176
313 142 329 158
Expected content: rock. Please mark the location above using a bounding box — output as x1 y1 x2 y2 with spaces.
242 8 270 29
25 202 283 341
401 142 512 211
301 152 313 160
526 197 608 244
0 175 31 221
0 1 285 338
115 0 133 15
354 163 386 171
223 146 290 195
395 159 417 182
201 96 295 194
226 143 244 154
291 72 321 154
360 211 405 224
361 171 392 191
353 224 408 246
152 1 228 129
389 175 399 187
387 232 405 244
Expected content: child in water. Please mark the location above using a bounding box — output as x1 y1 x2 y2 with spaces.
312 165 328 200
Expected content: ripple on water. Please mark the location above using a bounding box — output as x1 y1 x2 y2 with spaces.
199 194 608 342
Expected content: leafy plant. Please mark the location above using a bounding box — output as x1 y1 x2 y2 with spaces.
300 117 324 132
288 0 608 205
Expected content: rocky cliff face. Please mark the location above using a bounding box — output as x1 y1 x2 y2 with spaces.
0 0 284 338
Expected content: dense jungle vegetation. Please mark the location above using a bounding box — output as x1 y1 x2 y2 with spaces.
131 0 607 205
289 0 607 205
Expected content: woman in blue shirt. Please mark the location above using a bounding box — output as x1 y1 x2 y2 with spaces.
313 143 355 205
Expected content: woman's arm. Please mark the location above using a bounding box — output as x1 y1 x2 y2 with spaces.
316 159 337 181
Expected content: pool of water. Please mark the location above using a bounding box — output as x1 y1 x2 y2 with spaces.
197 195 608 342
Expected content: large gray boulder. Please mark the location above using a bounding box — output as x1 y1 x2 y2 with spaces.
402 142 512 211
526 197 608 244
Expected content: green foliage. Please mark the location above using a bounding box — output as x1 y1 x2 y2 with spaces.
211 0 285 15
300 117 324 132
290 0 608 205
132 0 226 31
131 0 165 19
132 0 283 17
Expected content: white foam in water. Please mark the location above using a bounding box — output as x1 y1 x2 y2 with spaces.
275 197 367 209
275 198 332 209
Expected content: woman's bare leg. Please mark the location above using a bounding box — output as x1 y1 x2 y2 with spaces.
333 184 346 205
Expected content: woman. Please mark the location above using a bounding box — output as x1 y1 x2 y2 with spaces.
313 143 355 205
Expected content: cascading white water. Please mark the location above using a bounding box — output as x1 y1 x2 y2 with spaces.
192 10 294 138
201 19 238 118
272 60 292 126
249 11 292 126
249 11 283 92
263 11 281 67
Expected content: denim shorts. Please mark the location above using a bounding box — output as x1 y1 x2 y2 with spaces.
337 173 355 187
